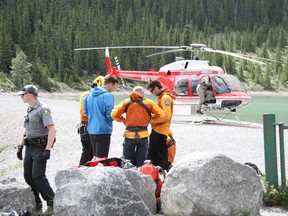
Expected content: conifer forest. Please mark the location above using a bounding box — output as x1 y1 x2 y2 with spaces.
0 0 288 91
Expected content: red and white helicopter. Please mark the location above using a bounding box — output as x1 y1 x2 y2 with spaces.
74 44 265 117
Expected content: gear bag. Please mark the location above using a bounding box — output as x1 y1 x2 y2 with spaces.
166 135 176 163
85 157 123 167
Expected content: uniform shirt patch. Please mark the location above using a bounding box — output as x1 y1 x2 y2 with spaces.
164 99 170 106
43 108 51 117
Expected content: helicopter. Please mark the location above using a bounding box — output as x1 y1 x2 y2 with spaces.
74 44 266 117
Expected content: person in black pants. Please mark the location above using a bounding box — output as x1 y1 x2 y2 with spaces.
16 85 55 215
78 76 104 165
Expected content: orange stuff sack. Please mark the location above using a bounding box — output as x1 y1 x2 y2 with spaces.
139 164 163 199
166 135 176 163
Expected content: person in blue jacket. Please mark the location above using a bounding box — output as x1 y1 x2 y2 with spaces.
84 74 119 161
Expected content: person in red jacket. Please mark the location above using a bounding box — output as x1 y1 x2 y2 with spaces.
111 86 165 167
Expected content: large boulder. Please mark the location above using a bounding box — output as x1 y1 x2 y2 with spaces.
161 153 263 216
54 166 156 216
0 177 34 213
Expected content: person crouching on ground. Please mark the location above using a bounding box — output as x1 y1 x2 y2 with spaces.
111 86 165 167
196 75 214 115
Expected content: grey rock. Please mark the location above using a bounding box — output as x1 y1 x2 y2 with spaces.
54 166 156 216
161 152 264 216
0 177 34 213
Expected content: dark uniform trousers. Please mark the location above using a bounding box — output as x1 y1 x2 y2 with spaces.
148 130 171 171
24 142 55 204
79 124 93 165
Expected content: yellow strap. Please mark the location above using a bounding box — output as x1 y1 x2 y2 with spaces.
123 130 149 139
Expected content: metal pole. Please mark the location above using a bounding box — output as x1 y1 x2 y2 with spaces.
278 123 287 186
263 113 278 186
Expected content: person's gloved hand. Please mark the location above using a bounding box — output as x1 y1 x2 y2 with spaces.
17 145 23 160
41 150 50 161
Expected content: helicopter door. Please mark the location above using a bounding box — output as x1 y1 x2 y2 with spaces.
174 78 189 96
191 78 198 95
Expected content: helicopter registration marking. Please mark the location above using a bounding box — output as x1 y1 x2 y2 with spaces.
141 76 151 82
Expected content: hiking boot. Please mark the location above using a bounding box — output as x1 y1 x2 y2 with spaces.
196 110 204 115
156 198 162 213
42 200 54 216
42 206 53 216
32 202 42 215
36 202 43 211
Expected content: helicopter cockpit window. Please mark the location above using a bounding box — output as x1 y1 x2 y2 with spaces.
222 76 237 92
212 76 230 94
174 78 189 95
229 75 246 92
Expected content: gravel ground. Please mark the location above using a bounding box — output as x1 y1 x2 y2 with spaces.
0 92 287 215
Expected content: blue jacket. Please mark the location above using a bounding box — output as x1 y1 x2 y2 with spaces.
84 86 114 135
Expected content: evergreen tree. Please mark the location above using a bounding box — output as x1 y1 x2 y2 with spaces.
0 0 287 90
10 50 32 87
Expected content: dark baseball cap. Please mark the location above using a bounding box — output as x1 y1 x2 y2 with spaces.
17 85 38 95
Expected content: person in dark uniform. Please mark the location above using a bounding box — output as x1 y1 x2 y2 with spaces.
16 85 56 215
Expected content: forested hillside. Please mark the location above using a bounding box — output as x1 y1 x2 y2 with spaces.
0 0 288 91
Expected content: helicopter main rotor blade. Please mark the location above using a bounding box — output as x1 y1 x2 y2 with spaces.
74 46 179 51
204 48 265 65
236 54 284 64
146 49 187 57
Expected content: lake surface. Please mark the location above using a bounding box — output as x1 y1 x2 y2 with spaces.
236 95 288 124
114 94 288 124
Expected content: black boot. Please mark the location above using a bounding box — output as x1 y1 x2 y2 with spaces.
43 200 54 216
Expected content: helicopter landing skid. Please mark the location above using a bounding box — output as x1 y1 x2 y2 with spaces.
192 110 250 126
204 110 242 124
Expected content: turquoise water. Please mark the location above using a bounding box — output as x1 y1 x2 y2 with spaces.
236 95 288 124
114 94 288 124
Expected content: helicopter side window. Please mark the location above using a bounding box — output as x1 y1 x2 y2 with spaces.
192 79 198 96
212 76 230 94
174 78 188 96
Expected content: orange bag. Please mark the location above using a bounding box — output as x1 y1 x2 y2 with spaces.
166 135 176 163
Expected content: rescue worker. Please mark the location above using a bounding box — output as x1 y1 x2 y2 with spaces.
196 75 214 115
146 79 175 171
111 86 165 167
16 85 55 215
84 74 119 161
78 75 104 165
